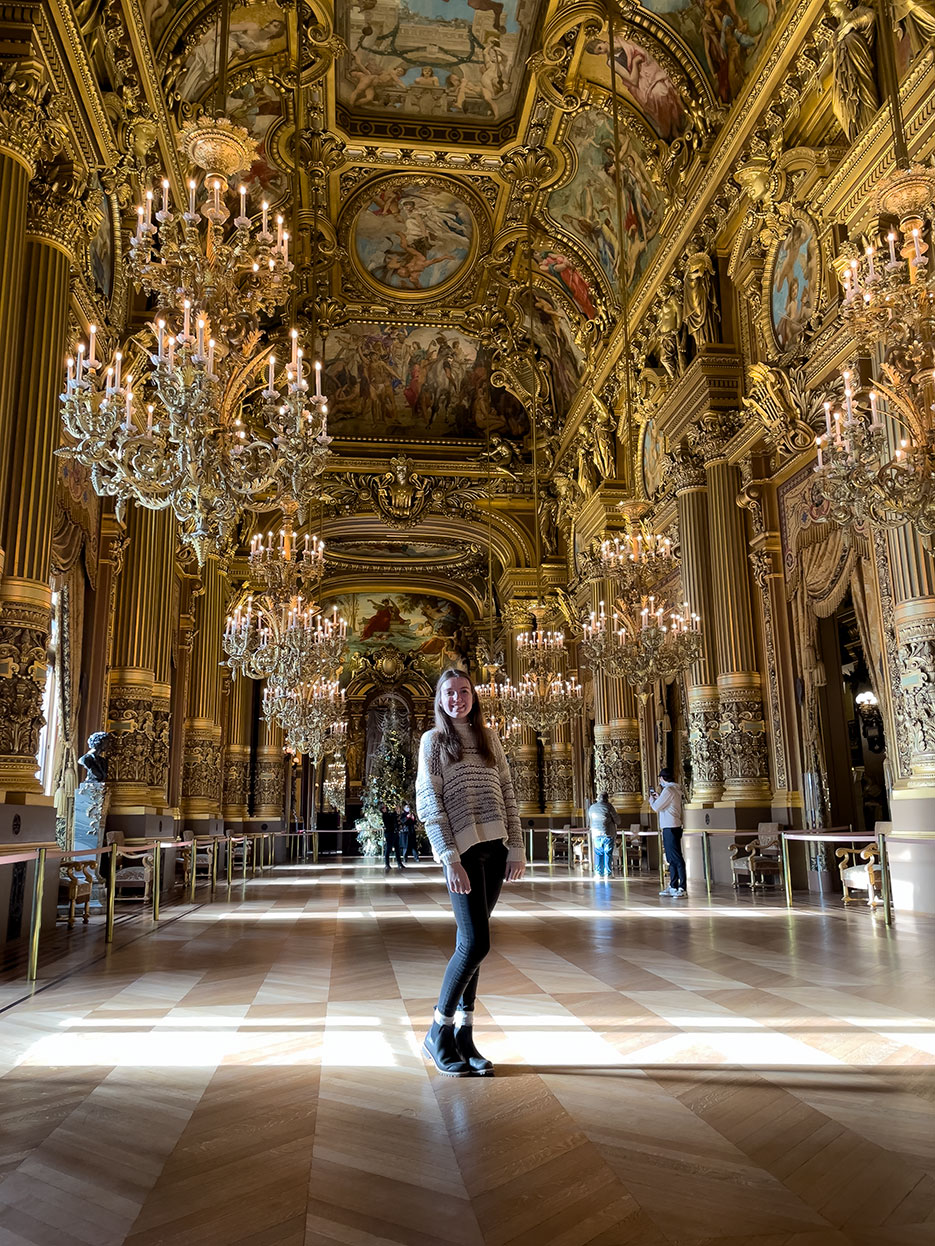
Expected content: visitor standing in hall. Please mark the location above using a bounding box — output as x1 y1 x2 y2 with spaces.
416 668 525 1076
381 803 404 871
400 802 419 861
650 768 686 897
588 791 618 878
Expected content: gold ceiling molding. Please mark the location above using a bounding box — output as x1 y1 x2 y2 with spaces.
321 512 536 569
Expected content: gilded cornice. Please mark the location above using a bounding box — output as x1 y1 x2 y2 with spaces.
649 349 744 445
121 0 185 193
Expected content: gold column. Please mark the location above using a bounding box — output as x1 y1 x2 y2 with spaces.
181 556 225 825
0 159 85 798
223 675 252 827
504 604 538 817
0 58 53 561
107 507 160 812
149 514 176 809
671 448 722 803
700 424 771 804
888 525 935 784
590 581 642 814
545 721 574 819
253 711 284 824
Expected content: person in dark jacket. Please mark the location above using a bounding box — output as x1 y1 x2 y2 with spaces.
381 804 404 871
400 802 419 861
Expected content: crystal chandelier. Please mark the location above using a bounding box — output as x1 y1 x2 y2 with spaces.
811 0 935 544
265 677 346 761
505 671 583 737
223 515 347 686
58 116 303 563
586 521 676 600
580 597 701 702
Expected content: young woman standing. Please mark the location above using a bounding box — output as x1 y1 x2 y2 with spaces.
416 668 525 1075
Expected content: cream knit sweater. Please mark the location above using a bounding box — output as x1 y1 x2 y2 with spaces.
415 721 525 868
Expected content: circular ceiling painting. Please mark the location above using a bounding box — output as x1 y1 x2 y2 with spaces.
350 177 478 297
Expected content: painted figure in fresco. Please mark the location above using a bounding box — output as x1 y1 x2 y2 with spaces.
829 0 879 141
537 252 597 319
585 36 685 139
178 18 286 101
361 598 406 641
347 52 407 108
697 0 756 102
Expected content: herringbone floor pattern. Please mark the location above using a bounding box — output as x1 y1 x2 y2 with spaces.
0 859 933 1245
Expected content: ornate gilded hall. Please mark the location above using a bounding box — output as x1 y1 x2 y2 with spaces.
0 0 934 1239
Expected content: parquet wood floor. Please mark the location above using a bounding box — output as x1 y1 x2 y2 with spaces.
0 860 933 1246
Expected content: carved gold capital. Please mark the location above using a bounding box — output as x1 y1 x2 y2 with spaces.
0 59 59 175
26 163 93 257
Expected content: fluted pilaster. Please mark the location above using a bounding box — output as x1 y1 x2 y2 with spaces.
254 712 284 821
181 557 225 820
704 451 771 803
888 526 935 783
107 508 161 809
673 456 723 802
223 674 252 823
0 172 76 796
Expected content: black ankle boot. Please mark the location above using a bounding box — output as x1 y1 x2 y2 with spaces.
455 1007 494 1075
454 1024 494 1075
423 1019 471 1076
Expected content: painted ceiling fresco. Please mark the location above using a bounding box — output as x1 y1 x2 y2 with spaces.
351 182 475 294
164 4 287 101
326 592 470 677
640 0 782 104
322 323 529 441
547 107 666 298
335 0 543 128
578 30 688 139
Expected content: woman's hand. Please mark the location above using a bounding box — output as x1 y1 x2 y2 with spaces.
504 859 525 883
446 862 471 894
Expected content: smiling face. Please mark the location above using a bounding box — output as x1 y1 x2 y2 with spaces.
440 675 473 720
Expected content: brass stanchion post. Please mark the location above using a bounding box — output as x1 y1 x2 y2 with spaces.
702 832 712 897
152 844 161 922
106 844 117 942
27 847 46 982
877 829 893 927
781 834 793 907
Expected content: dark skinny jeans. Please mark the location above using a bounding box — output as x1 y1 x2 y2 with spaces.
663 827 686 890
437 839 507 1016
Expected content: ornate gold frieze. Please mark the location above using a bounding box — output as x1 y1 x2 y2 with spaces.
717 676 771 801
686 686 722 802
181 729 223 808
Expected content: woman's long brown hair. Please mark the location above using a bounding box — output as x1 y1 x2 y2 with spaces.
433 668 497 767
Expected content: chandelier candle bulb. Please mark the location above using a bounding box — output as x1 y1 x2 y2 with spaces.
291 328 298 370
161 179 169 215
196 320 205 359
239 184 246 219
276 215 283 249
282 232 289 264
913 229 924 265
869 390 880 429
887 232 898 266
866 246 876 282
182 301 191 342
261 200 269 236
207 338 215 377
88 325 97 368
188 179 196 216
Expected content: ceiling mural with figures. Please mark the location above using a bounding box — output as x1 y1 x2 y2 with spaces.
334 0 545 138
324 592 471 680
323 322 529 441
546 106 666 299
